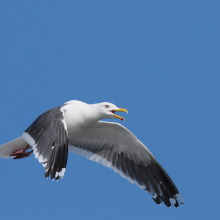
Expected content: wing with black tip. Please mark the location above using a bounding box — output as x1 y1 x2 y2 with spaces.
68 121 184 207
21 106 68 181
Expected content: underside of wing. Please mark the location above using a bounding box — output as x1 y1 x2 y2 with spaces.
68 121 184 207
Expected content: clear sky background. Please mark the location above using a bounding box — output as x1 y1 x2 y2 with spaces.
0 1 219 219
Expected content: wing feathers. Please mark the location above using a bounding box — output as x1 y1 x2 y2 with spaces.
68 121 183 207
69 143 181 207
22 106 68 180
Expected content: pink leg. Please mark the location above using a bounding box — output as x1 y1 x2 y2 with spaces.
10 145 33 159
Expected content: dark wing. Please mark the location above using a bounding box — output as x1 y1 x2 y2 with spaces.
21 106 68 180
68 121 183 207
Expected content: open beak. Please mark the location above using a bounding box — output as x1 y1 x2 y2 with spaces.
110 108 128 121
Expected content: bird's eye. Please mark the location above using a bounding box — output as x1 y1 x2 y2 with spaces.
105 105 109 108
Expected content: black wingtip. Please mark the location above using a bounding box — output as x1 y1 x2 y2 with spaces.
45 170 50 179
174 200 179 207
152 195 161 205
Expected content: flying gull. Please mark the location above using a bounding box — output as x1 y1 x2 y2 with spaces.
0 100 183 207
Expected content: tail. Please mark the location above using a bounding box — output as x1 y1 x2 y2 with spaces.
0 137 28 158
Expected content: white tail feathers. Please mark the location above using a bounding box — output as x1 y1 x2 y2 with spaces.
0 137 28 158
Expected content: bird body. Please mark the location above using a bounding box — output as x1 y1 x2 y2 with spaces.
0 100 184 207
63 101 103 135
63 101 127 135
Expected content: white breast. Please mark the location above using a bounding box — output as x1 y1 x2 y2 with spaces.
62 101 99 137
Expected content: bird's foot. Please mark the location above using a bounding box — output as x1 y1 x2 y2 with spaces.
10 145 33 159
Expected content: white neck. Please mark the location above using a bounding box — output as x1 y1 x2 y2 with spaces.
62 101 102 137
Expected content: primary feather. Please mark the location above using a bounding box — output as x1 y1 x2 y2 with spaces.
0 100 184 207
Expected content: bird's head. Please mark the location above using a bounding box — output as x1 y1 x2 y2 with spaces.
96 102 128 121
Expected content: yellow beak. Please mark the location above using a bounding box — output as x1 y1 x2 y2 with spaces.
113 108 128 121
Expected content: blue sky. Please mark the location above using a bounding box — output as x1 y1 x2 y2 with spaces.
0 1 219 219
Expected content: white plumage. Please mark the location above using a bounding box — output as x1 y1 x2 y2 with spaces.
0 100 184 207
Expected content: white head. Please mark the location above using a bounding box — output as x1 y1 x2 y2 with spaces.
93 102 128 121
63 100 128 130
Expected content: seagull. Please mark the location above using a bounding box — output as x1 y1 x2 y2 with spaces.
0 100 183 207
